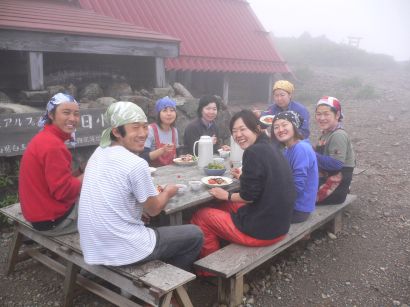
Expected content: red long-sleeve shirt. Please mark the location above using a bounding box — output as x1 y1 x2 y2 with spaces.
19 124 81 222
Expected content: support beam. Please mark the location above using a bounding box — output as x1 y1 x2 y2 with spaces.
223 74 230 105
27 51 44 90
267 74 273 106
155 57 167 88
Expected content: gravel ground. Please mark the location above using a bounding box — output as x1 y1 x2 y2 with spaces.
1 65 409 306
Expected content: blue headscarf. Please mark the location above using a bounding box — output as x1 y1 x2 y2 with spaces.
38 93 79 145
155 96 176 114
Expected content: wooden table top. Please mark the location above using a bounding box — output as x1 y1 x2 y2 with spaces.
152 161 240 215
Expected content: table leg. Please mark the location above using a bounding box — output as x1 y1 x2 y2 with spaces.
169 212 183 226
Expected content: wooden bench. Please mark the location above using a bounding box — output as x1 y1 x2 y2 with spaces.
0 203 195 307
194 194 357 307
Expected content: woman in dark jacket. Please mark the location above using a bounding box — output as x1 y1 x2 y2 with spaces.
191 110 296 263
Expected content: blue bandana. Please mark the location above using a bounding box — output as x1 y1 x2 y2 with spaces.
155 96 176 114
38 93 79 145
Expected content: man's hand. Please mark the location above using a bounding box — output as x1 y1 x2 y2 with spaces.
163 184 178 197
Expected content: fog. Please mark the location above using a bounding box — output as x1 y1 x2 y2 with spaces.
248 0 410 62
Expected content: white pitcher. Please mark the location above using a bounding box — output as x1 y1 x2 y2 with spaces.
193 136 213 168
229 136 244 167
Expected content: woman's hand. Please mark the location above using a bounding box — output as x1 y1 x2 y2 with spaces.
221 144 231 151
160 144 175 155
230 167 242 179
208 187 229 200
211 134 217 145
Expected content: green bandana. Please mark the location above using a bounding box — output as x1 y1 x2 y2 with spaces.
100 101 147 148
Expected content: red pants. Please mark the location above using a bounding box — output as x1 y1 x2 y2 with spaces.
191 201 286 260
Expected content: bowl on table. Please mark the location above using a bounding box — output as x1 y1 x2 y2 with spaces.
188 180 202 192
203 166 226 176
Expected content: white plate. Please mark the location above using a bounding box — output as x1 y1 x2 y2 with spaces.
173 157 197 166
260 115 275 125
149 167 157 174
201 176 233 188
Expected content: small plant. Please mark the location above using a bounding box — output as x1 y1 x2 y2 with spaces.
0 193 18 227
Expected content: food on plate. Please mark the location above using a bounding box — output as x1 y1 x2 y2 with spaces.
179 154 196 162
207 162 225 170
260 115 275 125
208 177 228 185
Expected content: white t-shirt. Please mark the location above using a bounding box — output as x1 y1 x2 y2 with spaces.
144 123 179 150
78 146 158 266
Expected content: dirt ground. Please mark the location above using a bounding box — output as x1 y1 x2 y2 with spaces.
1 66 410 306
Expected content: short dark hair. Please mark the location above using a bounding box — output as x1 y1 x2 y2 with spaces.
229 109 261 136
109 125 126 141
197 95 220 118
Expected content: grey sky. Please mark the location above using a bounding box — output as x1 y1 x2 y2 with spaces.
248 0 410 61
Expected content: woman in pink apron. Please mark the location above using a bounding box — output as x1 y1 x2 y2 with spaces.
144 97 178 167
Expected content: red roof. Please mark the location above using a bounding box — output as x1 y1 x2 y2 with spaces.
0 0 179 43
79 0 290 74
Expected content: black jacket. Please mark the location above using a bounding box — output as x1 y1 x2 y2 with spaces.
231 134 296 240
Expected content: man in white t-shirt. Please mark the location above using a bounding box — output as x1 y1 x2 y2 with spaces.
78 101 203 271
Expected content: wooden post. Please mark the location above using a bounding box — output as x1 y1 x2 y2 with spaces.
218 275 244 307
267 74 273 106
328 212 343 234
62 261 79 307
155 57 166 88
6 226 23 275
223 74 230 105
27 51 44 90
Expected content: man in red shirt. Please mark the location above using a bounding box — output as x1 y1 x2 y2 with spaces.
19 93 83 236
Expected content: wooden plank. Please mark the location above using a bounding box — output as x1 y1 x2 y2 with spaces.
0 29 178 57
1 205 195 303
129 262 195 293
194 195 357 278
155 57 166 88
14 224 157 305
27 250 144 307
27 51 44 90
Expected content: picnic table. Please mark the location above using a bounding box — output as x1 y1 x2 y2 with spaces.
153 160 240 225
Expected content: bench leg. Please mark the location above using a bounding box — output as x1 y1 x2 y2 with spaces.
218 275 243 307
328 211 343 234
62 261 79 307
160 292 172 307
175 286 193 307
6 227 24 275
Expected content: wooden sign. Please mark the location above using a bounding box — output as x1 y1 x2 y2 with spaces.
0 108 107 156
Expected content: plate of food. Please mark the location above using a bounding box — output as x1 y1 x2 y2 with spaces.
201 176 233 188
260 115 275 125
173 154 197 166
